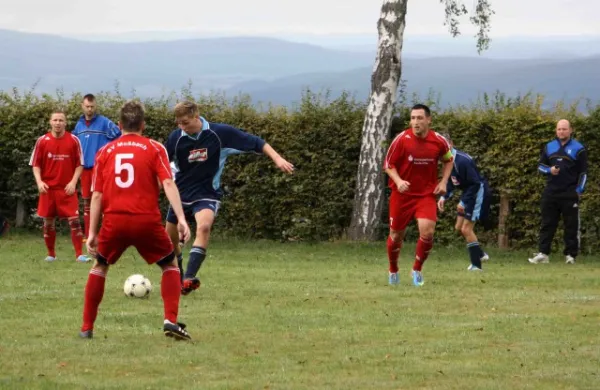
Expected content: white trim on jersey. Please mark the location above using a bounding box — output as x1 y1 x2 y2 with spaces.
384 130 406 170
29 135 46 166
70 133 85 166
181 198 222 206
149 139 173 179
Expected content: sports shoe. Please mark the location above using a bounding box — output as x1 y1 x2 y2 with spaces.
388 272 399 285
76 255 91 263
163 321 191 341
565 255 576 264
45 256 56 262
481 252 490 262
79 330 93 339
528 253 549 264
411 270 424 286
181 277 201 295
467 264 483 271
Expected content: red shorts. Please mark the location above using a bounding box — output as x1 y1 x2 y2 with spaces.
96 214 174 265
80 168 94 199
389 192 437 231
37 189 79 219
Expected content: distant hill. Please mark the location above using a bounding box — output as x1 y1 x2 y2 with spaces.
1 29 599 108
0 29 373 95
226 56 600 108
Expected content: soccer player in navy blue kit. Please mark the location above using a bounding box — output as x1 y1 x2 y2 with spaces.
165 101 294 294
72 94 121 240
529 119 587 265
437 134 491 271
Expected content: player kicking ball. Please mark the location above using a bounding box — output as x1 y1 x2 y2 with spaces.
164 101 294 295
436 134 491 271
80 100 192 340
383 104 454 286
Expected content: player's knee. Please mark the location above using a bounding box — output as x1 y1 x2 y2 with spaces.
156 251 176 268
389 230 404 243
196 222 212 237
460 223 473 237
68 217 81 230
454 222 462 232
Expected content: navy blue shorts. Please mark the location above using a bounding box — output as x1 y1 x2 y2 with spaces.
166 200 220 224
458 184 491 222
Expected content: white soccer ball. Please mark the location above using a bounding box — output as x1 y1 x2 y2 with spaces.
123 274 152 298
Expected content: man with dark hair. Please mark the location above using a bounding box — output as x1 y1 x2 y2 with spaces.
165 100 294 295
529 119 588 264
437 133 491 271
73 93 121 240
384 104 454 286
81 100 192 340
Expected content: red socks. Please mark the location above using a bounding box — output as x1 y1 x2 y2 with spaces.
68 218 84 257
386 236 402 273
43 222 56 257
413 236 433 271
161 266 181 324
81 269 106 332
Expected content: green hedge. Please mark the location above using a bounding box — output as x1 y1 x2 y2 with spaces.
1 88 598 252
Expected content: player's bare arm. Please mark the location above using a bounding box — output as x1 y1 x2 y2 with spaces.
262 143 294 174
162 178 191 244
32 166 49 193
86 191 103 256
385 167 410 193
434 159 453 195
65 165 83 196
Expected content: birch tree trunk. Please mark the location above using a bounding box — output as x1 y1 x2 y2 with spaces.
348 0 408 241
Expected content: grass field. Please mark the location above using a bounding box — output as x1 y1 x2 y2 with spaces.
0 233 599 389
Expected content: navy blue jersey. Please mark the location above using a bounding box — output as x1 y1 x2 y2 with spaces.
164 118 266 203
442 148 489 205
538 138 587 195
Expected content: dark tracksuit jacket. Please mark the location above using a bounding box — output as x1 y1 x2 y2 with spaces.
537 137 588 257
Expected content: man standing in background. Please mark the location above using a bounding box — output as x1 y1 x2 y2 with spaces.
529 119 587 264
73 94 121 240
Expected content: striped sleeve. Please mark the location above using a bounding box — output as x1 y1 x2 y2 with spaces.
29 136 45 167
150 139 173 182
384 131 405 170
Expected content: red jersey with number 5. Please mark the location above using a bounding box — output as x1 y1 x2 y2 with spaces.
384 128 453 196
92 134 172 216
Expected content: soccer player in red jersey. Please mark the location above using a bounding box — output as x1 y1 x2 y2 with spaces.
80 100 192 340
29 110 89 263
383 104 454 286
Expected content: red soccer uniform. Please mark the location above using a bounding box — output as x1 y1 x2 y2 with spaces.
384 129 453 230
384 128 453 196
29 132 83 218
92 134 174 264
29 132 84 189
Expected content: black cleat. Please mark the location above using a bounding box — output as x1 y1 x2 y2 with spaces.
181 277 201 296
79 330 93 339
164 321 191 341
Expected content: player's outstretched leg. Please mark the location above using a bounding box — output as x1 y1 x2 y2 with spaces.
80 261 108 339
157 255 191 340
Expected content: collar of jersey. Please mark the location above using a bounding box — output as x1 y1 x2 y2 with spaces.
182 116 210 140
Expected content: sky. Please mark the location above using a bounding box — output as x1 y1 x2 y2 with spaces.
0 0 597 38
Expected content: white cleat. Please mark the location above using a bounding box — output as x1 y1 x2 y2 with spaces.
467 264 483 271
45 256 56 262
565 255 576 264
481 252 490 262
528 253 549 264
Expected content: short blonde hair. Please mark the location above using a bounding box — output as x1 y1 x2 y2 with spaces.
174 101 198 119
